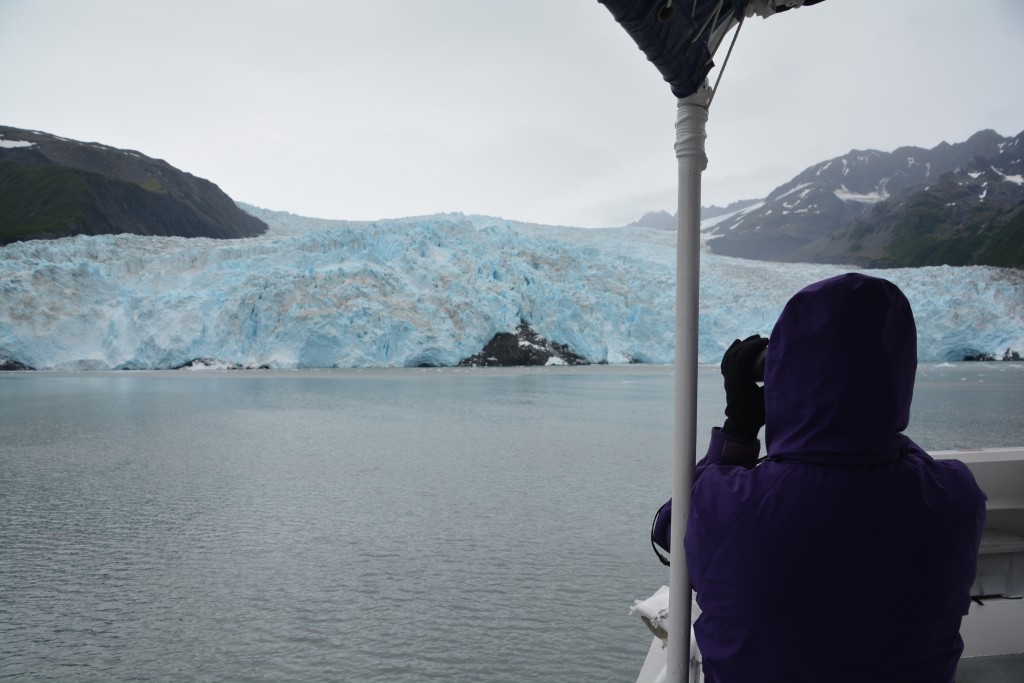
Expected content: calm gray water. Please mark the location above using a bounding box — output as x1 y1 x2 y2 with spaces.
1 363 1022 682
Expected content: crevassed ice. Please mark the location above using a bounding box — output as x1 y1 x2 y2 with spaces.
1 207 1022 370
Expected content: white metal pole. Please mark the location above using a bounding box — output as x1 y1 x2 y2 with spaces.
666 84 710 683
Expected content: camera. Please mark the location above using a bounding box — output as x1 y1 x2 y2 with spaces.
753 347 768 383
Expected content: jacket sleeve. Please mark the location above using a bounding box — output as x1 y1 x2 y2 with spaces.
652 429 763 561
686 428 763 590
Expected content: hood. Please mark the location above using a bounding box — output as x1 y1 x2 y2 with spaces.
764 273 917 458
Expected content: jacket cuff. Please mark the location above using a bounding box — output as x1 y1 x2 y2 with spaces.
709 426 761 469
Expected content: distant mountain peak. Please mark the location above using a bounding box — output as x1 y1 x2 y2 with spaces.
628 210 676 230
628 199 763 231
692 128 1024 269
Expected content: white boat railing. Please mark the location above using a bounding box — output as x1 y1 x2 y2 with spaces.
937 448 1024 661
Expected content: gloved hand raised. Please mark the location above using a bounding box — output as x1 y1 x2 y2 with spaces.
721 335 769 440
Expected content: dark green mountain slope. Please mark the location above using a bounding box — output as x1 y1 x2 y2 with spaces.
802 168 1024 268
0 125 266 244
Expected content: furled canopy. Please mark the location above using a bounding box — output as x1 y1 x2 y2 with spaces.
597 0 826 98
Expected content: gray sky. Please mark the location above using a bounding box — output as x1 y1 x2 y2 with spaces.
2 0 1022 227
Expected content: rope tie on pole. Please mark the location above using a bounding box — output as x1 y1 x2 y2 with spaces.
674 88 709 168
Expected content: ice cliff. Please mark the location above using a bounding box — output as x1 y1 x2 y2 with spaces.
1 207 1022 370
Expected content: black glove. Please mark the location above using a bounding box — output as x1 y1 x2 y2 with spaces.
721 335 769 440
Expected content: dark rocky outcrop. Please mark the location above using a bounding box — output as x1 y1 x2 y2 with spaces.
0 358 35 371
963 349 1023 362
458 321 588 367
0 125 267 245
171 358 271 370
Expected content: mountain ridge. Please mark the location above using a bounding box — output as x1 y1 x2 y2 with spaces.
0 125 267 244
638 129 1024 269
4 124 1022 268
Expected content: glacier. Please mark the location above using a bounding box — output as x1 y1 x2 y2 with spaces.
1 205 1022 370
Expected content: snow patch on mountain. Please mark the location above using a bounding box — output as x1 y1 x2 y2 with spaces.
834 185 889 203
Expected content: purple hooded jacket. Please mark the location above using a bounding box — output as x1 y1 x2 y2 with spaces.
682 273 986 683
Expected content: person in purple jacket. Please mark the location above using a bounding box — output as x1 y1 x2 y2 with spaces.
681 273 986 683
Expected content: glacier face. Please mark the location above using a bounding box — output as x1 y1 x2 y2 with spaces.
1 207 1022 370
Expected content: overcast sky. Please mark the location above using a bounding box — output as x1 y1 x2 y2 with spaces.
2 0 1022 227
